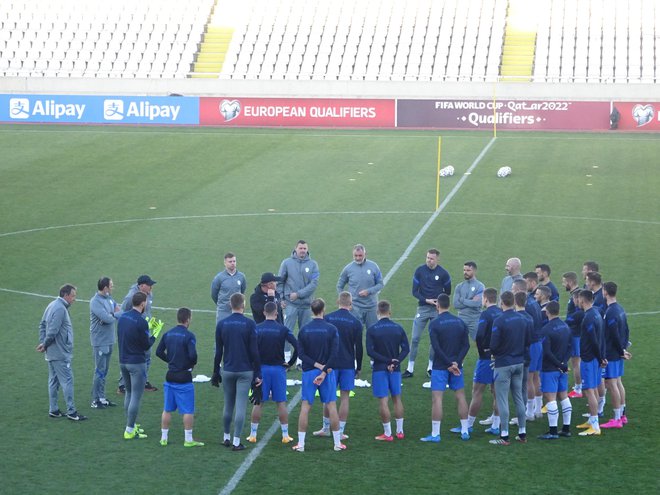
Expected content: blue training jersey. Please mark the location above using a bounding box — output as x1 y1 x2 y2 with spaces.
255 319 298 367
429 312 470 369
540 317 571 371
366 317 409 372
325 308 363 371
298 318 339 372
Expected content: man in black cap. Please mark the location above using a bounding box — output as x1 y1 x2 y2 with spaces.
117 275 158 393
250 272 284 324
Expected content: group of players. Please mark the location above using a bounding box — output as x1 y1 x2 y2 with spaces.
37 240 631 450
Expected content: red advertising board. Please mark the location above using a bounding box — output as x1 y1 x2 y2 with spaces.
397 99 610 130
612 102 660 130
200 97 395 127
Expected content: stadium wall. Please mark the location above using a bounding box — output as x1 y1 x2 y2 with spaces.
2 77 660 100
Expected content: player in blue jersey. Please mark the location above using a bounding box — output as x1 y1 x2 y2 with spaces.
562 271 584 398
576 290 606 436
522 273 544 420
247 302 298 444
424 294 470 442
586 272 606 314
489 291 530 445
535 264 560 301
366 300 409 442
600 282 631 429
537 301 573 439
404 248 451 378
156 307 204 447
312 292 363 440
467 288 502 435
293 299 344 452
212 293 262 451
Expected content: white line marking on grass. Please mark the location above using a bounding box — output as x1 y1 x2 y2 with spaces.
383 137 496 285
0 211 430 238
3 287 656 318
218 389 302 495
216 136 497 495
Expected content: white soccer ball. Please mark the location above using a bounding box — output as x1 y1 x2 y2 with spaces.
497 166 512 178
439 165 455 177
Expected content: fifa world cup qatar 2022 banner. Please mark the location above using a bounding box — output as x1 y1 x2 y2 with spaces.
397 99 611 130
199 97 395 127
612 102 660 130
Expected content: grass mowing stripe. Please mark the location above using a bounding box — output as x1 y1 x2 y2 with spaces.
445 211 660 226
216 136 497 495
218 390 302 495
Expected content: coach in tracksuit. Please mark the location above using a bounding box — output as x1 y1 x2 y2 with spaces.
278 240 320 334
336 243 383 330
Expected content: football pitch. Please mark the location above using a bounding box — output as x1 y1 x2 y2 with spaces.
1 125 658 494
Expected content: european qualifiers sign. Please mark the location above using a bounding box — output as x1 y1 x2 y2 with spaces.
397 99 611 131
200 97 395 127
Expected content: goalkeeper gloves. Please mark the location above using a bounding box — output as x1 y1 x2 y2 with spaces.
148 317 164 338
211 372 221 387
249 380 263 406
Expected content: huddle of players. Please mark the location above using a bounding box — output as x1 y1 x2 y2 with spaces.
455 259 631 445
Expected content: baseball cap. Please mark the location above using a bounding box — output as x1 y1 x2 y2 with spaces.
137 275 157 286
260 272 281 284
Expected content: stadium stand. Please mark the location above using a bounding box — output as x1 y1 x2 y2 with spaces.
0 0 657 83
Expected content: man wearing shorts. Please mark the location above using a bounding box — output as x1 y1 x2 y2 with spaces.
538 301 572 439
293 299 343 452
576 290 606 436
366 301 409 442
156 307 203 447
424 294 470 443
247 302 298 444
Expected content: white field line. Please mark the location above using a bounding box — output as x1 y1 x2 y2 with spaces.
0 211 430 238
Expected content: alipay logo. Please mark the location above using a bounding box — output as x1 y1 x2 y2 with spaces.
9 98 30 119
104 100 124 120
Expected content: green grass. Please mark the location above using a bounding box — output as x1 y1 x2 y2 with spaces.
1 126 658 494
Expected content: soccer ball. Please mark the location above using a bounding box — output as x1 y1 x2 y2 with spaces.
497 166 512 178
439 165 455 177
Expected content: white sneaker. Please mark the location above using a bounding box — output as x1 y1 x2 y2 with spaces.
509 417 518 425
479 416 494 426
422 381 431 389
312 428 330 437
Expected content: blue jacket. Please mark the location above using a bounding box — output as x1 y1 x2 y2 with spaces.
580 306 604 362
325 308 363 371
540 317 572 371
117 309 154 364
412 263 451 307
156 325 197 382
255 319 298 367
429 311 470 369
366 317 409 372
214 313 261 377
298 318 339 372
475 305 503 360
490 309 530 368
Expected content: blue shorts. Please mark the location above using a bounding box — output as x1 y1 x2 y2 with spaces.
335 368 355 391
431 369 464 391
372 371 402 398
163 381 194 414
302 369 337 405
540 370 569 393
580 359 601 390
571 337 581 358
261 365 287 402
604 360 623 379
529 342 543 372
473 359 494 384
